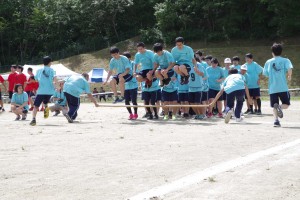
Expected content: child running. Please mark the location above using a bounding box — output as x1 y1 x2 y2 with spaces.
263 43 293 127
30 56 57 126
11 84 29 120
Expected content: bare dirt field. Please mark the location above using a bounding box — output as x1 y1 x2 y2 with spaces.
0 101 299 200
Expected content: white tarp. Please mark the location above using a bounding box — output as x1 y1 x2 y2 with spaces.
1 64 79 80
88 68 109 83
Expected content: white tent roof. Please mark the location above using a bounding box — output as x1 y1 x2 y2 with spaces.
1 64 79 80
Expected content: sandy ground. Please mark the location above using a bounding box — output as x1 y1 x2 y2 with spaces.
0 101 299 200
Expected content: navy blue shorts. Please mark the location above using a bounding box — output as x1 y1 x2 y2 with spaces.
175 63 191 73
208 89 223 101
143 91 157 103
156 89 162 102
26 91 35 97
201 91 209 102
178 92 189 102
162 91 178 102
34 95 52 107
189 92 202 103
223 92 227 100
157 68 175 78
113 73 133 85
124 88 138 102
138 69 153 78
270 92 290 107
247 88 261 98
0 92 2 100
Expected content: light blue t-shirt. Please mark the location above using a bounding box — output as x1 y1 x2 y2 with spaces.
125 77 138 90
222 74 246 94
231 64 241 73
141 79 160 92
134 50 155 70
244 61 263 89
153 50 175 70
201 61 209 69
11 92 29 110
162 74 177 93
109 55 131 74
200 65 209 92
177 74 189 93
171 45 194 68
35 66 56 95
223 67 231 78
63 75 91 98
53 90 67 106
206 66 224 91
263 56 293 94
188 64 204 92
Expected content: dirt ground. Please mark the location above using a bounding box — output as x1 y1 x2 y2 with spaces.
0 101 299 200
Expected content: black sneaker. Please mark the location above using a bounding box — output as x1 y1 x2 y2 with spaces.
183 75 190 84
64 113 74 123
118 96 125 103
274 103 283 118
2 108 5 112
113 97 120 104
142 112 150 118
274 120 281 127
160 111 165 116
249 109 254 114
164 78 171 86
147 114 154 120
160 79 165 87
244 109 251 114
30 119 36 126
254 109 258 114
180 76 185 85
21 113 27 120
183 113 189 119
154 114 159 120
15 115 21 121
256 109 262 115
53 111 60 116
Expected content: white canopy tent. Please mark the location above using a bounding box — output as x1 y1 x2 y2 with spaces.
1 64 79 80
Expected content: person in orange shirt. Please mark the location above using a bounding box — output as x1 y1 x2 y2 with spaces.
7 65 18 102
0 74 7 111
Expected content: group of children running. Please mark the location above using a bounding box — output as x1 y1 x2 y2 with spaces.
104 37 293 127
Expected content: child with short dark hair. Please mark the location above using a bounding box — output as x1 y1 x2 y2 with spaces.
11 84 29 120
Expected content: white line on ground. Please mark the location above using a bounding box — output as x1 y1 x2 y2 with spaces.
127 139 300 200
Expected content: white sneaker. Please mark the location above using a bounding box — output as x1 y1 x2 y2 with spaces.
236 117 243 122
225 109 233 124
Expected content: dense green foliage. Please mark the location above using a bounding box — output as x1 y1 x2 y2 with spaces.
0 0 299 65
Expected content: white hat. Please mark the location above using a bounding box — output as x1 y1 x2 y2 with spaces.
224 58 231 64
241 64 247 70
